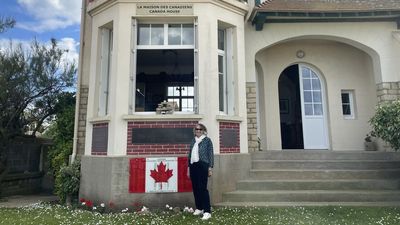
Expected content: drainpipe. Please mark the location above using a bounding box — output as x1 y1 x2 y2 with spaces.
71 0 87 164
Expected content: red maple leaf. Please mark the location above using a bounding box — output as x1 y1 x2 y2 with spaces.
150 161 173 184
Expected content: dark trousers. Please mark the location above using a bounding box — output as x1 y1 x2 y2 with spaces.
189 161 211 213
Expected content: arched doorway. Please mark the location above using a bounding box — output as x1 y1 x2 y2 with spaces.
278 64 329 149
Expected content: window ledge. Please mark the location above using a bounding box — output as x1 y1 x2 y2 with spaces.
216 115 243 122
89 116 111 123
122 114 204 121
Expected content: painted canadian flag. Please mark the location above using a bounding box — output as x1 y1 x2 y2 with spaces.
129 157 192 193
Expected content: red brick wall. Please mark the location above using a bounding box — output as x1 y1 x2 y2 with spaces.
127 121 198 155
219 122 240 153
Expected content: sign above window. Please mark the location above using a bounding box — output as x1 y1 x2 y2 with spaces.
137 3 193 16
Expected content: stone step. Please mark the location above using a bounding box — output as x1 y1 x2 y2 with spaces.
252 151 400 160
252 160 400 170
222 190 400 203
215 201 400 207
249 169 400 180
216 151 400 207
236 179 400 191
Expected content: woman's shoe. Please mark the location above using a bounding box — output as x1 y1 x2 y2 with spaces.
201 212 211 220
193 209 203 216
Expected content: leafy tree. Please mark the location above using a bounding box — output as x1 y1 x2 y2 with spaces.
369 100 400 151
43 92 77 202
0 16 15 33
0 37 76 195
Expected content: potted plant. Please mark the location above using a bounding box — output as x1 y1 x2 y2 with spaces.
364 132 376 151
369 100 400 151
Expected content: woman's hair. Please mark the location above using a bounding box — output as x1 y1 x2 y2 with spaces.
193 123 208 135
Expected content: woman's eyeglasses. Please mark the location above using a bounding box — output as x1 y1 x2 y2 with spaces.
195 128 203 131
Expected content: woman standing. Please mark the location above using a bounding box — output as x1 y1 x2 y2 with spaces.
187 123 214 220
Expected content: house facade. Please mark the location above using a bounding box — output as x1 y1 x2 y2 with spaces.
74 0 400 207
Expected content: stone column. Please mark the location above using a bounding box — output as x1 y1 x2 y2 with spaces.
77 85 89 156
246 82 258 152
377 82 400 103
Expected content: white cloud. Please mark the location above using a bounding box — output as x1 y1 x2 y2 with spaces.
0 38 32 54
16 0 81 32
58 37 79 65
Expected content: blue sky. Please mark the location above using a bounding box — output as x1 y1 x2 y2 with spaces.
0 0 81 64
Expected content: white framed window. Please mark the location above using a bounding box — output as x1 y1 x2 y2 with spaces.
137 23 194 49
341 90 355 119
218 29 226 112
134 22 196 113
218 25 235 115
301 67 323 116
167 85 194 112
98 27 113 116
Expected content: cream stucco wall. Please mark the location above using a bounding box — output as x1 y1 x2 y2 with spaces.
195 2 248 153
245 22 400 83
84 0 249 155
255 40 377 150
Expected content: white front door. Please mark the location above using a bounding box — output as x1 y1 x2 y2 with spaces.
298 65 329 149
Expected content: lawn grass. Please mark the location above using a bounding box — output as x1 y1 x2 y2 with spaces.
1 204 400 225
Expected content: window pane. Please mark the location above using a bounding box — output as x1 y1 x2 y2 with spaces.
342 104 351 115
303 91 312 103
313 91 322 103
304 103 313 115
182 98 187 108
341 93 350 103
174 87 180 96
181 86 188 96
182 24 194 45
168 24 181 45
150 24 164 45
218 29 225 50
303 79 311 90
311 71 318 79
302 68 310 78
188 87 194 96
218 55 224 73
168 98 179 107
138 24 150 45
168 87 174 96
312 78 321 90
188 99 193 107
314 103 323 115
219 74 224 111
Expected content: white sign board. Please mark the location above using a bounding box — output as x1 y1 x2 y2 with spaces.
137 3 193 16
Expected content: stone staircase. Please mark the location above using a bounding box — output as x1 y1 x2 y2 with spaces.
217 150 400 207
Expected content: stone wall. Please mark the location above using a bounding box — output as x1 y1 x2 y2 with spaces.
377 82 400 103
1 137 52 196
246 82 258 152
80 154 250 208
1 173 43 196
77 85 89 155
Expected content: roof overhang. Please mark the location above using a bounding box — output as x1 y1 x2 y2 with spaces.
251 9 400 31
